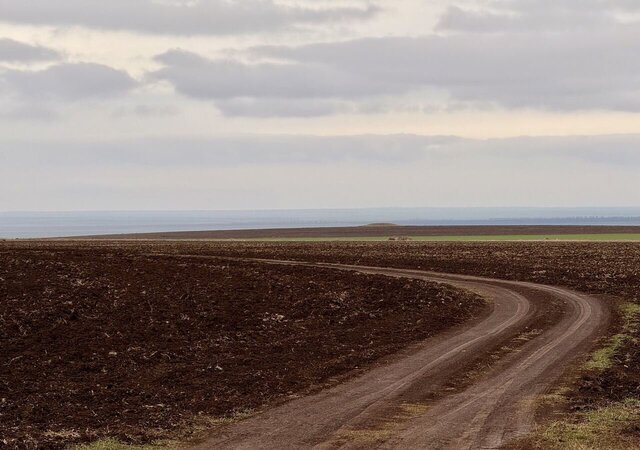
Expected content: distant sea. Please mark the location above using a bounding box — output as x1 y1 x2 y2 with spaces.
2 207 640 239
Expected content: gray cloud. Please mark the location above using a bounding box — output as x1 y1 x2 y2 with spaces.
0 0 378 35
0 38 60 62
153 50 394 101
150 2 640 114
437 1 640 33
2 1 639 119
1 63 137 100
249 29 640 111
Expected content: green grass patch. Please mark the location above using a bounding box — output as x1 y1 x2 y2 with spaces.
584 302 640 371
585 334 627 371
521 398 640 449
622 302 640 319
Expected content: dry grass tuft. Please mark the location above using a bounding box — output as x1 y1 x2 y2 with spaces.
528 399 640 449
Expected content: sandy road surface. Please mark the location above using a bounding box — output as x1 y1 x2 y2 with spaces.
186 260 607 450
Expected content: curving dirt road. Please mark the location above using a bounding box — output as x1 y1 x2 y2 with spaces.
190 260 607 450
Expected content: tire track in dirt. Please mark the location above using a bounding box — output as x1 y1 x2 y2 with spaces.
182 259 607 450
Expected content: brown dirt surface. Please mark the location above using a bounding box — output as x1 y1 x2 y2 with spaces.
69 224 640 240
0 243 484 449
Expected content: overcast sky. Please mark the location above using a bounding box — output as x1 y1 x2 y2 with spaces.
1 0 639 211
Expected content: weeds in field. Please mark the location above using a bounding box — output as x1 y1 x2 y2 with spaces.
72 439 176 450
71 409 256 450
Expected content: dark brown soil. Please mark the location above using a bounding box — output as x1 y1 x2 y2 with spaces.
0 244 483 449
70 224 640 240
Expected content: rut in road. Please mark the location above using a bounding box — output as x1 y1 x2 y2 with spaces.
188 261 607 450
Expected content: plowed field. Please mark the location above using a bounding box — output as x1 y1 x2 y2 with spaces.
0 244 483 449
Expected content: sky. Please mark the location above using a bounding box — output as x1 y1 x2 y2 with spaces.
1 0 639 211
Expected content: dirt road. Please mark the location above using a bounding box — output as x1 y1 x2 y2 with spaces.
191 261 607 450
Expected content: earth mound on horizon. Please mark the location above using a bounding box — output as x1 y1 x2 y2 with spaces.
362 223 400 227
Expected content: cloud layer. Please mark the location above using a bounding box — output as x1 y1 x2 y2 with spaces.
149 0 640 115
3 0 640 117
0 0 378 35
2 134 639 210
0 1 639 212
